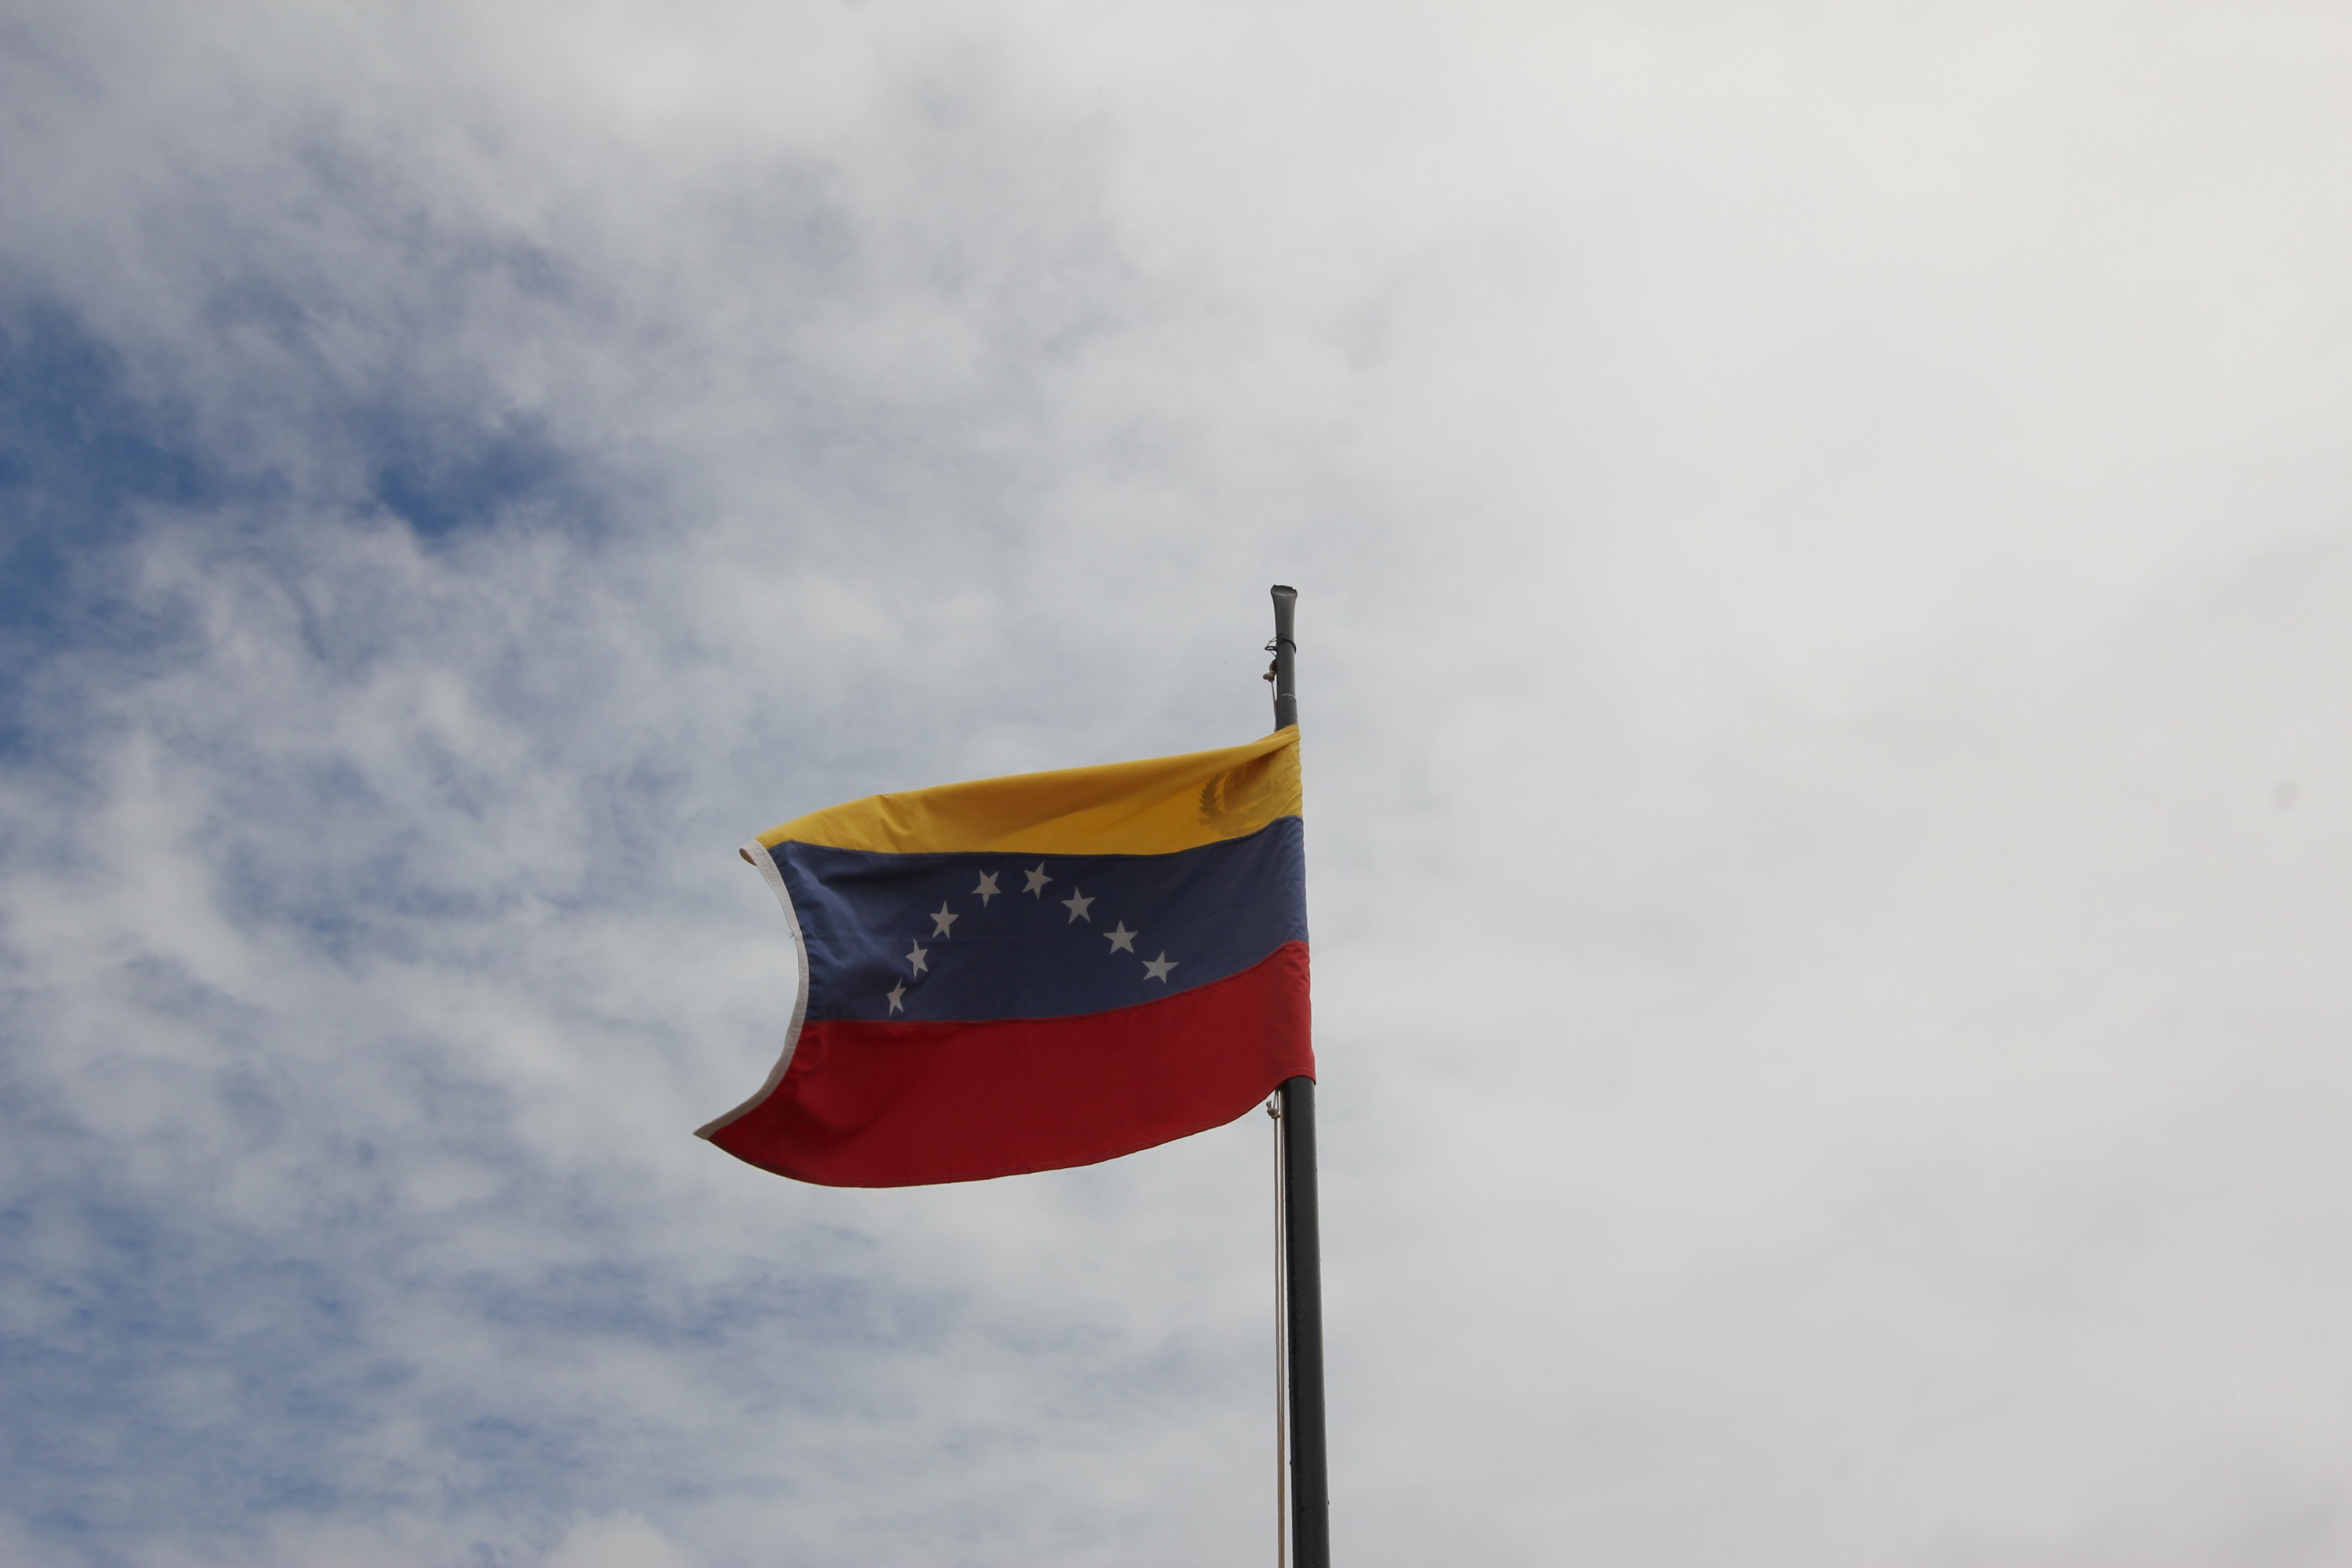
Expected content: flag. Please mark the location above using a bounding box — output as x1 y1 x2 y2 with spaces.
699 728 1312 1186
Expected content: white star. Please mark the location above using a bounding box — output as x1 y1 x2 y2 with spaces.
973 871 1000 906
1023 863 1052 897
886 982 906 1014
930 902 959 938
1062 888 1095 923
1103 921 1138 954
1142 952 1177 983
905 940 929 976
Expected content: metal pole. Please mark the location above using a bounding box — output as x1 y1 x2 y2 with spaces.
1279 1075 1328 1568
1269 585 1299 732
1272 1100 1290 1568
1268 584 1328 1568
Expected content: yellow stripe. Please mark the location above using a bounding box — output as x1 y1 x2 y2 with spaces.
757 728 1302 855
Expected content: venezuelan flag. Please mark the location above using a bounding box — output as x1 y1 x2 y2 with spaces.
699 728 1313 1186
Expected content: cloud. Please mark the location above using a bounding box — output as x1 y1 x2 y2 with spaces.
543 1515 695 1568
3 1 2352 1563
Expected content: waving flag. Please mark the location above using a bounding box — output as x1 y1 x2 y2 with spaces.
700 728 1312 1186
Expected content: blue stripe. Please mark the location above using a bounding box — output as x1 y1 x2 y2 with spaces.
775 817 1306 1023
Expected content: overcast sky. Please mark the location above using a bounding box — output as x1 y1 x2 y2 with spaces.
5 2 2352 1564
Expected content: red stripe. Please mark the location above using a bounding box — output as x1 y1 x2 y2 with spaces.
709 942 1313 1187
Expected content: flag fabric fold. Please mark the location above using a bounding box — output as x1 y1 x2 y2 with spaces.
700 728 1313 1186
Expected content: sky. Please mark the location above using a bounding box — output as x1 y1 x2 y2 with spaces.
4 2 2352 1563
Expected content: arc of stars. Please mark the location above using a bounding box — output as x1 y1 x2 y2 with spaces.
880 862 1189 1017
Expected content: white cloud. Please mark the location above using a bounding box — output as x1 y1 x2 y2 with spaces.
544 1514 696 1568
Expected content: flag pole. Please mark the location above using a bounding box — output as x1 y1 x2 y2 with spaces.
1269 583 1330 1568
